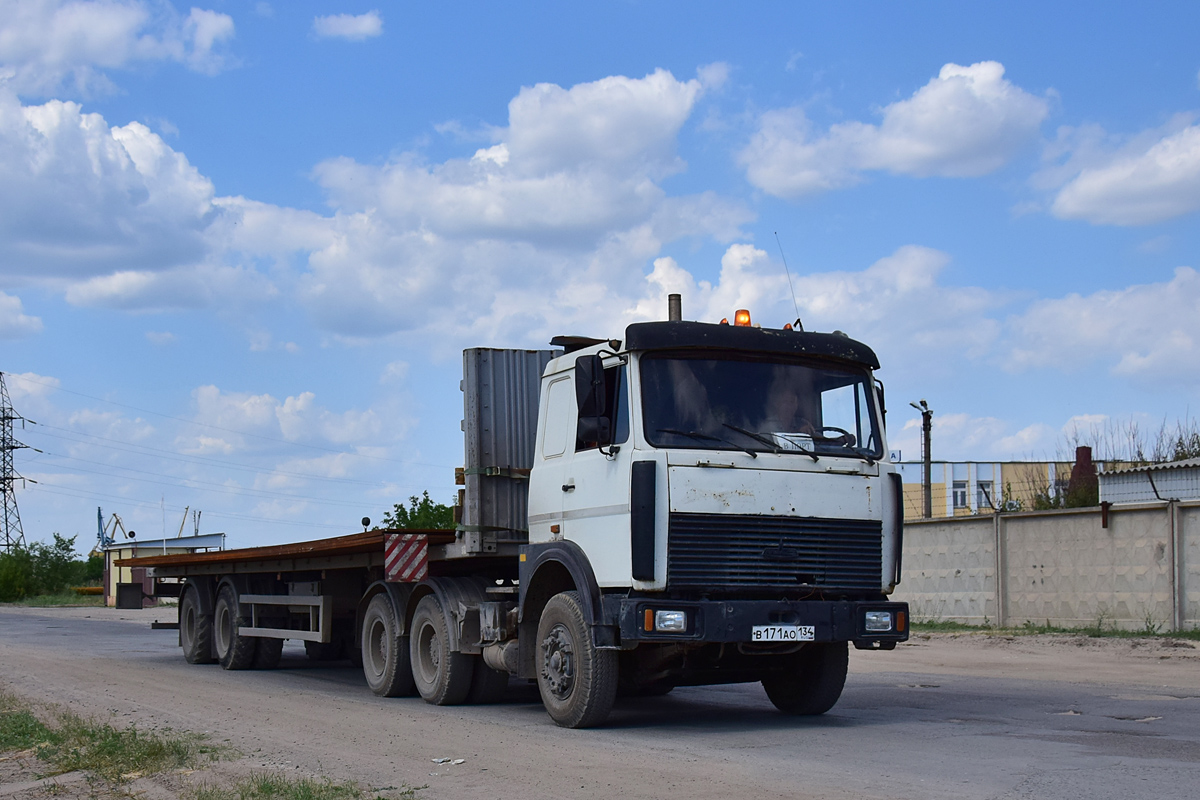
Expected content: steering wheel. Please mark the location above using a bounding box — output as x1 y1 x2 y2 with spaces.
814 426 855 447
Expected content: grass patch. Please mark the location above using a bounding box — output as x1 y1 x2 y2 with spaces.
911 619 1200 641
2 591 105 608
192 773 422 800
0 689 226 782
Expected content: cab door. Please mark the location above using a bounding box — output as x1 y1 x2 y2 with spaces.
559 362 633 587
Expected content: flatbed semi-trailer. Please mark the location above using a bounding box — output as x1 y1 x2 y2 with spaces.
120 300 909 728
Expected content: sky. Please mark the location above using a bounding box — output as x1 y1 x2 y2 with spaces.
2 0 1200 549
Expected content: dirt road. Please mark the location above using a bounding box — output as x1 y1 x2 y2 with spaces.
2 605 1198 800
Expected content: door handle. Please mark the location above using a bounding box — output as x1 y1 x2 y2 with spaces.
562 482 575 492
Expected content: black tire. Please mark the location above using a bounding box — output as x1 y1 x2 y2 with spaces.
214 584 257 670
179 585 214 664
305 640 343 661
466 659 509 704
536 591 618 728
361 594 415 697
253 636 283 669
761 642 849 715
409 594 474 705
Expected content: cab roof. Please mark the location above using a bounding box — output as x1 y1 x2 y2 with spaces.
622 321 880 370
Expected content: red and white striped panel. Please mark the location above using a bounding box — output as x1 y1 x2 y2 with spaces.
385 534 428 583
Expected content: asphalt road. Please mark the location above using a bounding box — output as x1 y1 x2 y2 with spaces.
2 605 1198 800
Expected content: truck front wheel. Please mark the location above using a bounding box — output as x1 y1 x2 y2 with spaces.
214 584 258 670
361 594 415 697
761 641 848 715
409 594 474 705
536 591 617 728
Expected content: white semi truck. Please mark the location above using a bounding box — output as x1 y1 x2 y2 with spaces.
121 300 907 728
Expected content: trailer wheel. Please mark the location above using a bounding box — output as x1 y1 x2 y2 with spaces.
409 594 474 705
253 637 283 669
361 594 415 697
214 584 257 670
179 586 214 664
761 641 848 715
536 591 617 728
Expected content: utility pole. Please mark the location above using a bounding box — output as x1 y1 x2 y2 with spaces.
909 400 933 519
1 372 29 551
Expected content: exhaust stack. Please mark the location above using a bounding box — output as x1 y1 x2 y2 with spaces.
668 293 682 322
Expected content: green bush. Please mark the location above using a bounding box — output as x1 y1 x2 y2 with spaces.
0 533 90 601
380 491 453 530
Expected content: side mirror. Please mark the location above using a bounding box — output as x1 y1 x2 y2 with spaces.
574 355 607 417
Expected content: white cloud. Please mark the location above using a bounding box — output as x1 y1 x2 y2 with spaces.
312 11 382 42
741 61 1049 197
182 7 235 75
294 69 744 342
1050 122 1200 225
0 89 222 280
63 264 275 310
145 330 175 345
629 244 1001 367
183 385 383 454
1007 266 1200 379
0 0 236 95
0 290 43 337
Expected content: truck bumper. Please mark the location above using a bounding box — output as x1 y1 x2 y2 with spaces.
603 597 909 650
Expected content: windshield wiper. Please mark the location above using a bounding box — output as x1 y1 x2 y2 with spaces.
656 428 757 458
722 422 819 462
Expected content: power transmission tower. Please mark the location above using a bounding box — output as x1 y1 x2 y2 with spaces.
1 371 29 551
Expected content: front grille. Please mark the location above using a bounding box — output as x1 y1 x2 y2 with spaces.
667 513 882 593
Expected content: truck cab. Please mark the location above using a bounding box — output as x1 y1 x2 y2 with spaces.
518 316 907 725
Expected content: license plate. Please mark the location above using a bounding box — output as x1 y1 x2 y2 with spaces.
751 625 815 642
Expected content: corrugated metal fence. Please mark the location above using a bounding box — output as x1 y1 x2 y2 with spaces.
893 501 1199 631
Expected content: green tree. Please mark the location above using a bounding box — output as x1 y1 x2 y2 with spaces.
0 534 89 601
380 491 454 530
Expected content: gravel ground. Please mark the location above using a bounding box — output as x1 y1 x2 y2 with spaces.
2 604 1198 800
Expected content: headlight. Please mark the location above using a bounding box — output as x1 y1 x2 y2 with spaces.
654 610 687 632
864 610 893 632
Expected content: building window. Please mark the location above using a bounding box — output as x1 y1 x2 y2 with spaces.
977 481 995 509
952 480 968 509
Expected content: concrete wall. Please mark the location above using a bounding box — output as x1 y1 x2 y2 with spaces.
893 500 1198 631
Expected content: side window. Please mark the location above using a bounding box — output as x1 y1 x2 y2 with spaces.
542 377 571 458
576 365 628 451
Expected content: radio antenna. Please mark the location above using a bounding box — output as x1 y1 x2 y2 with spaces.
774 232 802 329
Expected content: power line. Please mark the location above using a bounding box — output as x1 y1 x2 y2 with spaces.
25 482 353 532
28 424 406 488
32 450 384 509
8 373 454 468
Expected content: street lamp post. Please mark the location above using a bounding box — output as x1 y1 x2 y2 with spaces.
909 400 933 519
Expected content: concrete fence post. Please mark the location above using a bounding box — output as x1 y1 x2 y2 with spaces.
1172 501 1184 632
994 512 1007 627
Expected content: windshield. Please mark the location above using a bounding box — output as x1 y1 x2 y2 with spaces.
640 352 882 459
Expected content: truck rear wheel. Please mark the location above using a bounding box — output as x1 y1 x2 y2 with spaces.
361 594 415 697
410 594 474 705
214 584 258 670
179 586 214 664
536 591 617 728
761 641 848 715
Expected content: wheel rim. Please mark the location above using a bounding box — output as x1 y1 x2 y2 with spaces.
215 603 231 657
540 623 575 700
366 617 387 678
415 620 440 685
